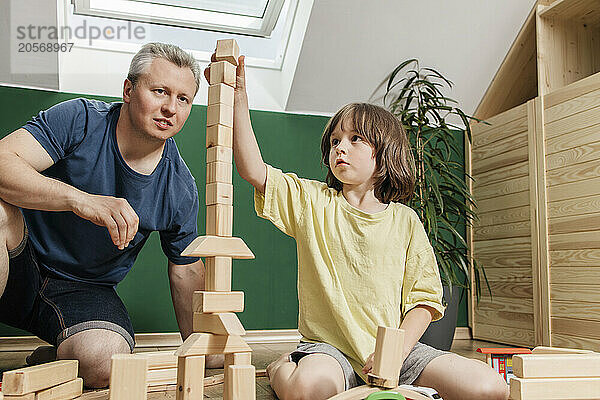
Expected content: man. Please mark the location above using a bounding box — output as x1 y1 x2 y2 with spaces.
0 43 216 387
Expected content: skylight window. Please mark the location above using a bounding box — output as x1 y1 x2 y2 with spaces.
72 0 285 37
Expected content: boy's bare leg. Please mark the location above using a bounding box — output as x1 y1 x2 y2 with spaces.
0 198 25 296
267 352 345 400
413 353 509 400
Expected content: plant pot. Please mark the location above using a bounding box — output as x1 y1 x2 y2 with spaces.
419 285 462 351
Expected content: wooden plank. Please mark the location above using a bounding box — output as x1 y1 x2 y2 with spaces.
193 312 246 335
109 354 148 400
546 157 600 187
193 291 244 313
481 281 533 299
549 214 600 235
206 204 233 236
225 365 255 400
545 71 600 109
176 356 204 400
474 251 531 269
539 0 600 25
471 115 528 148
475 190 530 213
472 324 534 347
552 317 600 340
35 378 83 400
207 146 233 164
473 236 530 253
176 333 251 357
552 299 600 320
472 130 528 163
545 104 600 139
224 353 252 400
473 221 530 240
139 351 177 370
472 146 528 175
545 87 600 123
546 122 600 155
510 376 600 400
474 308 534 330
2 360 78 395
513 353 600 378
549 231 600 250
476 205 530 227
206 125 233 149
532 346 594 354
551 283 600 303
547 177 600 202
476 296 534 314
551 333 600 352
550 249 600 267
205 256 232 291
147 367 177 386
472 161 529 188
480 267 532 282
548 194 600 219
473 175 529 201
182 236 254 259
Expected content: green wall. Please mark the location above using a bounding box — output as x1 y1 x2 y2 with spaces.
0 85 468 337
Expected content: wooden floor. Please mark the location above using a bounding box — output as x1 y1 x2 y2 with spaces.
0 339 511 399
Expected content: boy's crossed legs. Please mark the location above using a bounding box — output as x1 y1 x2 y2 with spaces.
267 346 509 400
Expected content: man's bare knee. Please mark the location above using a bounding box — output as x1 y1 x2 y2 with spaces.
57 329 131 388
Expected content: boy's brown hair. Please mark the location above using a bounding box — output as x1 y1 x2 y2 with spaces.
320 103 416 203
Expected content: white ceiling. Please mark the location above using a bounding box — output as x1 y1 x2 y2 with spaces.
285 0 537 116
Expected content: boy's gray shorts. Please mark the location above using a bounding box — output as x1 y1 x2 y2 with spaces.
290 341 448 390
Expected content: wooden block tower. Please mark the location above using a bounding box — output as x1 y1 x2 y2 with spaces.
175 38 256 400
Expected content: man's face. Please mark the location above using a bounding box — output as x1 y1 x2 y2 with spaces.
124 57 196 142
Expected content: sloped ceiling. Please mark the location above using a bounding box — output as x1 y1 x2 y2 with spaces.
285 0 537 116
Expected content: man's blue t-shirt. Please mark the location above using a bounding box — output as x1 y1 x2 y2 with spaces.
21 98 200 286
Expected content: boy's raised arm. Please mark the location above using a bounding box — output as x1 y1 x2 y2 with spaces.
205 54 267 194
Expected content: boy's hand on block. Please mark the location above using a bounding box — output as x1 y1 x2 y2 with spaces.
204 53 247 100
362 352 375 374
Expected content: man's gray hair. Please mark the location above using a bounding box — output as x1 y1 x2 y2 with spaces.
128 42 201 95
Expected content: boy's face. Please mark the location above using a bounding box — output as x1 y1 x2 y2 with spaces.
123 57 196 142
328 119 377 188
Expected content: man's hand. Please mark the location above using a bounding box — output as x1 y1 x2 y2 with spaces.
362 352 375 374
71 193 139 250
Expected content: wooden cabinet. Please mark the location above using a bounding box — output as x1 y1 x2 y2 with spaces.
467 0 600 350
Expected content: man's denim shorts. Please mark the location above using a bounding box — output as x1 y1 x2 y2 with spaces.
0 225 135 350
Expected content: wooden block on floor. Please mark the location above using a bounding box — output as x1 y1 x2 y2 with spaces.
216 39 240 66
182 236 254 259
35 377 83 400
531 346 594 354
209 61 236 87
207 145 233 163
208 83 234 107
367 327 404 388
207 103 233 128
206 204 233 237
206 125 233 148
175 333 251 357
225 365 255 400
147 367 177 386
193 291 244 313
206 182 233 205
109 354 148 400
176 356 204 400
206 162 232 184
139 351 177 370
205 256 232 291
510 376 600 400
513 353 600 378
2 360 79 395
193 312 246 335
224 353 252 400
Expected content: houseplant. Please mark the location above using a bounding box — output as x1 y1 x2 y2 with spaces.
382 59 489 350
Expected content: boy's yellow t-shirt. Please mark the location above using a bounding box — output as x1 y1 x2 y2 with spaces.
255 165 445 379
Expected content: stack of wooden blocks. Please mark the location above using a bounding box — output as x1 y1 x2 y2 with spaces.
174 38 256 400
2 360 82 400
509 347 600 400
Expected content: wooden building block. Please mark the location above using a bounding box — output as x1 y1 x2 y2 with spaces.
206 204 233 237
207 104 233 128
140 351 177 370
193 291 244 313
147 367 177 386
109 354 148 400
182 236 254 259
206 162 232 184
367 327 404 388
206 182 233 205
175 333 251 357
206 125 233 148
531 346 594 355
205 256 232 291
208 84 234 107
207 145 233 163
224 353 252 400
2 360 79 395
193 312 246 335
3 393 34 400
35 378 83 400
176 356 205 400
510 376 600 400
513 353 600 378
216 39 240 66
209 61 236 87
225 365 255 400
